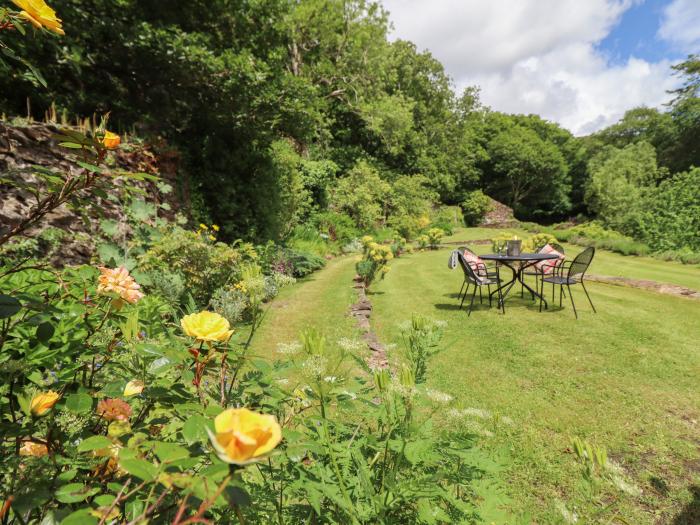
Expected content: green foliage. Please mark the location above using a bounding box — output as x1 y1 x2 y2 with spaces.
331 161 392 230
461 190 492 226
585 141 664 236
522 233 558 253
313 211 359 245
637 168 700 252
139 227 251 306
430 206 461 236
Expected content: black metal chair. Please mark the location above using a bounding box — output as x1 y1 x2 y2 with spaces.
457 252 505 316
522 242 566 298
456 246 499 307
539 247 596 319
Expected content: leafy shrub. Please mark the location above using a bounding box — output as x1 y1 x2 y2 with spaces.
387 213 422 241
0 263 509 524
139 226 250 306
281 248 326 277
313 211 359 245
356 241 393 288
430 205 462 235
426 228 445 249
390 235 408 258
461 190 492 226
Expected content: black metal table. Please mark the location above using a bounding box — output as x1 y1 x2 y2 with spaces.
480 253 560 308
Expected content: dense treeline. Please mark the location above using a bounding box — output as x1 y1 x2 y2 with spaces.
1 0 698 252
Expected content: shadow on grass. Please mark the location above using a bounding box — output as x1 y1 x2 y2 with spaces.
673 485 700 525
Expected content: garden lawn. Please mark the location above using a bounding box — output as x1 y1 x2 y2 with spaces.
369 242 700 524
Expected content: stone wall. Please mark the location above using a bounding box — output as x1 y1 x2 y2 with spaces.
0 121 182 265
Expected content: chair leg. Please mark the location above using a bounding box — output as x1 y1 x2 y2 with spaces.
467 286 478 317
460 281 469 309
581 281 596 313
458 280 465 301
521 279 524 298
539 277 544 312
487 284 492 307
479 286 483 305
567 284 578 319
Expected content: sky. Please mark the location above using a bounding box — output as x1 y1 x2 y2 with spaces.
381 0 700 135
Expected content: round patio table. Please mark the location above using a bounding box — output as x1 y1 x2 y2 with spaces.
480 253 560 308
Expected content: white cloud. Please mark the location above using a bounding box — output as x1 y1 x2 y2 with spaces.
658 0 700 53
381 0 679 135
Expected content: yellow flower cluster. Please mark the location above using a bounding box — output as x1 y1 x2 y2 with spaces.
197 223 219 241
367 242 393 263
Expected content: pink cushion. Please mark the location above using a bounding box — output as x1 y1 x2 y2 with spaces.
463 251 488 276
535 244 565 274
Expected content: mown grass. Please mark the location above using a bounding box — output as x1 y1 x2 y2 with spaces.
370 241 700 524
249 256 361 361
251 228 700 523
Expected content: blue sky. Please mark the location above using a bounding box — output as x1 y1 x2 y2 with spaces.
383 0 699 134
599 0 677 65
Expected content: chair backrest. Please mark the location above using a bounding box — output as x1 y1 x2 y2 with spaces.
457 252 480 283
567 247 595 280
550 242 565 255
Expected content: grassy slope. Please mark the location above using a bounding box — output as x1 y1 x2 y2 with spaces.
369 241 700 524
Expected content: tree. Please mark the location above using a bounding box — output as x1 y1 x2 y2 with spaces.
482 120 570 220
585 141 664 236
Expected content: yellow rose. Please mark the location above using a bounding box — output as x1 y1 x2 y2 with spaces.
207 408 282 465
30 390 60 416
123 380 144 397
181 311 233 343
12 0 64 35
100 130 121 149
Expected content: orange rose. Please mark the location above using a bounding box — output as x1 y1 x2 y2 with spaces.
100 130 121 149
207 408 282 465
97 266 144 304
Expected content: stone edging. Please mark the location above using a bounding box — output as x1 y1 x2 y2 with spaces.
349 276 388 369
586 274 700 300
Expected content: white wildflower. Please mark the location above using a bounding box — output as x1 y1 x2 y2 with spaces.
276 341 302 355
425 388 453 404
300 355 327 379
337 338 365 352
